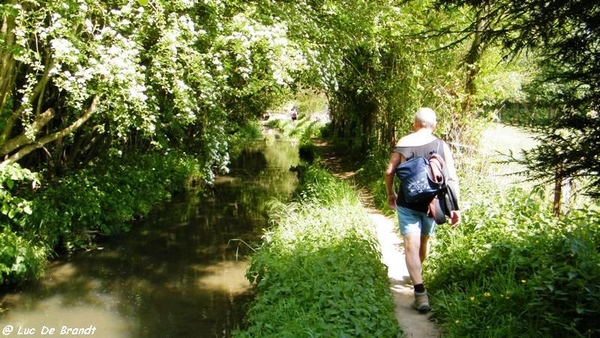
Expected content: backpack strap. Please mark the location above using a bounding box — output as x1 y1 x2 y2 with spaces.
428 154 445 185
428 139 440 155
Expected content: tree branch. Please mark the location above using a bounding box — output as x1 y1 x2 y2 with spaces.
0 108 55 156
2 94 100 164
1 56 55 139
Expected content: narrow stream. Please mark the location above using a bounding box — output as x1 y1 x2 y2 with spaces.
0 138 299 338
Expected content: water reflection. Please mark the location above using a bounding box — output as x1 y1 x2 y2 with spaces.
0 139 299 338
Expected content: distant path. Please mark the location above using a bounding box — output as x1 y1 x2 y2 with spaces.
313 139 438 338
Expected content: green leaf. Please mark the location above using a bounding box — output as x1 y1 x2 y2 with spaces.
137 0 148 5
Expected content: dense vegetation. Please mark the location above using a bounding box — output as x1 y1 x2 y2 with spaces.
1 0 379 284
236 165 400 337
428 187 600 337
2 0 600 336
0 152 203 284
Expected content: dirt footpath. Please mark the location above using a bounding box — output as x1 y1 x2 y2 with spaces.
370 211 438 338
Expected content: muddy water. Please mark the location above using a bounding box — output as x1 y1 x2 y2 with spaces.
0 139 299 338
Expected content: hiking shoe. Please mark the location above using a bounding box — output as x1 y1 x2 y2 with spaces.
413 291 431 313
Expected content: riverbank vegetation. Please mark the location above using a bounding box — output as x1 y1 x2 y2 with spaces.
429 187 600 337
236 165 401 338
1 151 204 285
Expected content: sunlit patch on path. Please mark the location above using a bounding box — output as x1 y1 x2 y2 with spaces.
370 211 439 338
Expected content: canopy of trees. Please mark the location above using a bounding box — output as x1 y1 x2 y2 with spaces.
0 0 380 178
2 0 534 176
435 0 600 198
1 0 598 267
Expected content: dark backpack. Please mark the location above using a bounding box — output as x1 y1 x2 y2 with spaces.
395 141 459 224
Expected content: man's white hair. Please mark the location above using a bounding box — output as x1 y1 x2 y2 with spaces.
415 107 437 127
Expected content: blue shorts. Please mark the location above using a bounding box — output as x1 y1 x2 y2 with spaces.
397 206 437 236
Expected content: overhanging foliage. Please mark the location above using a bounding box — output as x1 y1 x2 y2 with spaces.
436 0 600 199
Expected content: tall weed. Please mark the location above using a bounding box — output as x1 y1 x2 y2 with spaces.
0 163 47 284
0 228 48 285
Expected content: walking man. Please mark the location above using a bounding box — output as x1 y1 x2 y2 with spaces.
384 107 461 313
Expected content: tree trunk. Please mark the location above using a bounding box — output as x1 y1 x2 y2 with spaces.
553 164 562 217
463 5 488 112
0 2 18 131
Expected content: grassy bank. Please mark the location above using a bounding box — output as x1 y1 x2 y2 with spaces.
428 186 600 337
235 165 401 337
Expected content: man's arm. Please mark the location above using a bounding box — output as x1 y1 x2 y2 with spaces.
384 152 403 210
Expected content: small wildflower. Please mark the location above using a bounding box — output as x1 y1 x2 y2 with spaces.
484 292 491 297
455 320 460 324
470 296 475 301
521 279 527 284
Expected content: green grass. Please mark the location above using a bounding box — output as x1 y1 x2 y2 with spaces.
427 188 600 337
235 165 401 338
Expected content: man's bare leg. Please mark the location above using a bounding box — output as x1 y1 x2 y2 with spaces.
404 232 431 313
403 233 423 285
419 235 430 263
